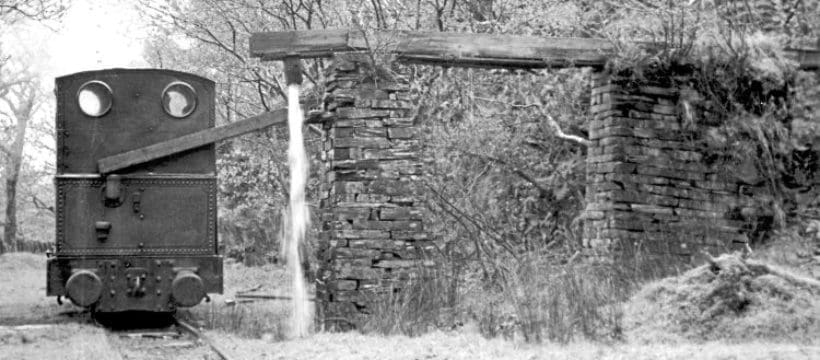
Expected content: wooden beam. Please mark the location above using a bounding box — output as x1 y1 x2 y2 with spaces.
250 29 820 70
787 48 820 70
251 29 610 68
98 109 288 174
366 31 611 68
250 29 353 60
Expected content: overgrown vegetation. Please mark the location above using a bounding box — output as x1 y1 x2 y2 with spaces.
3 0 819 346
625 253 820 344
358 1 820 344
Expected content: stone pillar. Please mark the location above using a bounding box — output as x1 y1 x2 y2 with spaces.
316 53 430 329
583 72 750 266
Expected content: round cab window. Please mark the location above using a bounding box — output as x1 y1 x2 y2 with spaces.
162 82 197 118
77 81 113 117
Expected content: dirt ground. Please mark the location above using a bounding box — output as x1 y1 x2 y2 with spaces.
207 331 820 360
2 252 819 360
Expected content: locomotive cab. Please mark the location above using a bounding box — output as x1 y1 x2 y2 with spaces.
46 69 223 312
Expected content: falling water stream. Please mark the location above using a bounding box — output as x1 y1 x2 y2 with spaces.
285 83 312 337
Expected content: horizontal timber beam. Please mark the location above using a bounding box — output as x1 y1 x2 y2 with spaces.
250 29 820 70
250 29 612 68
98 109 288 174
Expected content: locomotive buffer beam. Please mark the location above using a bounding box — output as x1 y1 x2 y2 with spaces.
98 107 313 174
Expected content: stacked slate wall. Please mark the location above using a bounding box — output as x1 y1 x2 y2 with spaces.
317 53 431 328
583 73 752 263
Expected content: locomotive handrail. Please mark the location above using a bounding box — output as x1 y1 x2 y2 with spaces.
98 108 289 174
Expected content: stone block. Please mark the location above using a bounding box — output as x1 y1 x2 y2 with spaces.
373 260 418 268
366 180 416 196
674 208 722 219
593 162 637 174
325 207 373 221
333 247 381 258
333 137 393 149
348 239 405 249
380 207 424 220
331 127 355 138
382 117 416 127
636 165 703 181
354 127 388 137
391 231 428 240
333 169 382 182
333 290 370 303
334 263 382 280
362 148 419 160
370 99 414 109
332 181 365 195
331 280 359 291
355 193 391 203
631 204 674 215
352 220 423 231
332 230 391 239
637 85 678 97
336 107 392 119
333 119 367 127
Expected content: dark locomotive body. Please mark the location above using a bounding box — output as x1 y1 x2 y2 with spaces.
47 69 223 312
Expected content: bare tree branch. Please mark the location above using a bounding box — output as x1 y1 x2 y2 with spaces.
0 0 67 25
544 113 590 147
30 194 54 214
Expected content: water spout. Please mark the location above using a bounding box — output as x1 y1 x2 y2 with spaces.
285 83 312 338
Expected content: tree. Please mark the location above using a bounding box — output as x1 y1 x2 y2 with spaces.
0 0 64 253
0 57 40 253
0 0 66 25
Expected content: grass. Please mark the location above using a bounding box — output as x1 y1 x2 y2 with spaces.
753 226 819 276
359 268 453 336
625 253 820 344
360 251 671 344
184 258 308 340
1 250 819 359
356 234 819 347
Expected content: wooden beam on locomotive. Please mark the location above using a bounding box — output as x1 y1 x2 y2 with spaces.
98 109 289 174
249 29 820 70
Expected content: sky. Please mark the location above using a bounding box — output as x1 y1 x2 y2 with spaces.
43 0 149 80
3 0 150 166
3 0 149 84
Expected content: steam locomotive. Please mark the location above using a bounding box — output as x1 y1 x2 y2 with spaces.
46 69 223 312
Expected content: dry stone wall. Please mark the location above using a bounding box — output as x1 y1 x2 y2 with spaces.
314 60 769 326
317 53 431 329
583 73 753 263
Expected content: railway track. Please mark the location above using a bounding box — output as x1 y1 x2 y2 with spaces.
174 316 233 360
1 312 235 360
100 313 234 360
